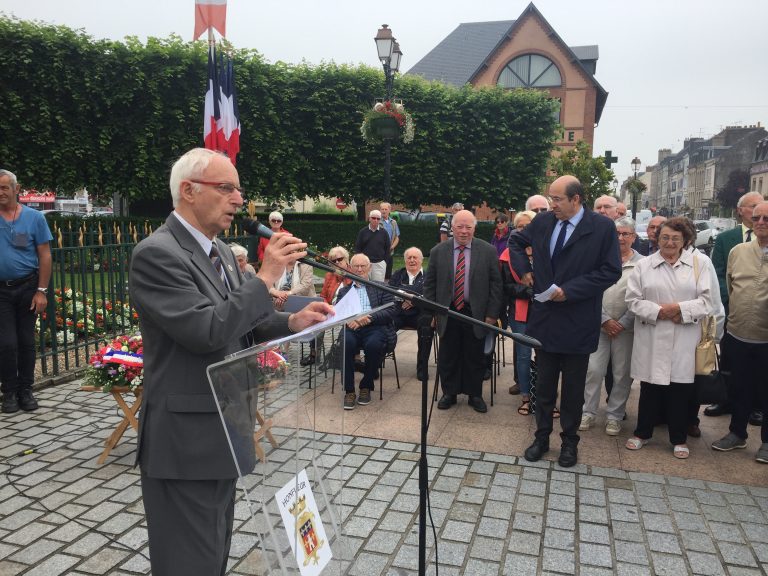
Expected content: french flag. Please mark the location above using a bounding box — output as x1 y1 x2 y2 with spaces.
203 43 221 151
194 0 227 40
217 55 241 165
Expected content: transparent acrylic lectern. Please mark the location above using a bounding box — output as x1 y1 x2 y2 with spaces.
207 304 391 575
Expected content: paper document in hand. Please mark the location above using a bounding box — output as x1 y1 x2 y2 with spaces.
266 287 362 346
534 284 559 302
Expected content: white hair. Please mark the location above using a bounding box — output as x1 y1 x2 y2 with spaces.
269 211 283 222
169 148 219 208
229 243 248 259
369 209 382 219
0 169 18 188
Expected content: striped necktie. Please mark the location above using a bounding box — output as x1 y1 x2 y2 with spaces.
453 245 466 311
746 229 752 242
209 244 226 286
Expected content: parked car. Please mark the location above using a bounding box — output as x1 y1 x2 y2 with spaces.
694 220 719 254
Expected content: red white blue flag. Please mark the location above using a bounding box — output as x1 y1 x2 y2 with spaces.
203 43 221 151
217 55 241 165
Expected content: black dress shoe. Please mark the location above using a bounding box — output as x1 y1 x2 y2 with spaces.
18 389 38 412
704 403 732 417
1 395 19 414
558 444 578 468
416 370 428 382
437 394 457 410
483 367 492 381
468 396 488 413
524 439 549 462
749 411 764 427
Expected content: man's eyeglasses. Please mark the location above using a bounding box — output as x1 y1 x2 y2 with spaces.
617 231 635 238
330 257 346 263
530 207 548 213
751 215 768 223
369 216 381 220
189 180 244 195
270 219 282 224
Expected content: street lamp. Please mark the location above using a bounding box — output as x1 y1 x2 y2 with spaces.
631 157 641 218
374 24 402 201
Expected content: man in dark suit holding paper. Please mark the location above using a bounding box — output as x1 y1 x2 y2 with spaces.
509 175 621 467
129 148 331 576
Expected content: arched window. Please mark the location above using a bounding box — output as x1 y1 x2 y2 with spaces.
498 54 562 88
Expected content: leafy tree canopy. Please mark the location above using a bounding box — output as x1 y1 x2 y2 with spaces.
548 140 616 206
0 17 559 215
716 169 749 210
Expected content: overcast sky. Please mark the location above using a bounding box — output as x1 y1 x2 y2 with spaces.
3 0 767 184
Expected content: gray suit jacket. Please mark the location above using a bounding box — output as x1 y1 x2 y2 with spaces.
129 214 290 480
424 238 503 338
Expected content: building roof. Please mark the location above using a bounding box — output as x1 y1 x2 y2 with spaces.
406 3 608 123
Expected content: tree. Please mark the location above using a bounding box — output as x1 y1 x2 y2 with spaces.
716 169 749 212
0 17 559 216
548 140 616 205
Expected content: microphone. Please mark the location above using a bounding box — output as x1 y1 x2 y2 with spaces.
242 218 319 258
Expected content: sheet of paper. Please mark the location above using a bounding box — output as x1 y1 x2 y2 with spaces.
265 287 362 346
534 283 559 302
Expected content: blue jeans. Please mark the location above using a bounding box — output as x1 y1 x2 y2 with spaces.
509 317 532 396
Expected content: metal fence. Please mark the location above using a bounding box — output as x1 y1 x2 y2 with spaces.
38 218 250 379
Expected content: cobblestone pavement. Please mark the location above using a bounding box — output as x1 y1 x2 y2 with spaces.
1 380 767 576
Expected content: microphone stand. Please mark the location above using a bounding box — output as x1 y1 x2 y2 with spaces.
295 253 541 575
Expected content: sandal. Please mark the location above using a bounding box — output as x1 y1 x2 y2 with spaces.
517 400 531 416
625 437 648 451
553 407 560 419
673 444 690 459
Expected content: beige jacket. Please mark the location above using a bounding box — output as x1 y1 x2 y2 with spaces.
626 250 712 385
726 241 768 342
601 250 643 330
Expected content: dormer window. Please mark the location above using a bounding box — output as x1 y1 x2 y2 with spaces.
498 54 562 88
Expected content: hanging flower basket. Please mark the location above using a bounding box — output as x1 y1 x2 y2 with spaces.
361 101 414 144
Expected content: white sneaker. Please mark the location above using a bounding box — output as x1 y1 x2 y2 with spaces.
605 419 621 436
579 414 595 431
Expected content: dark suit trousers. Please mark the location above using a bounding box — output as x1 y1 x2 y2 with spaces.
727 339 768 443
142 473 236 576
534 350 589 445
439 309 484 397
344 325 387 392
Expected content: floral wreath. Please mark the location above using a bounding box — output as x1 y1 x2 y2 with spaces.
361 100 414 144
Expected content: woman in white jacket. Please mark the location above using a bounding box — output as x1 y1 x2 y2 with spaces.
624 217 713 459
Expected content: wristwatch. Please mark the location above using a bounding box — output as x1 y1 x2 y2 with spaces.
37 287 48 294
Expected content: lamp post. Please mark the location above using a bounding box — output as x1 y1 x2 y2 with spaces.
631 157 641 219
374 24 402 202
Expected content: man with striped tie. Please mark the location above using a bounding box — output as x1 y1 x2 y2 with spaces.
423 210 502 413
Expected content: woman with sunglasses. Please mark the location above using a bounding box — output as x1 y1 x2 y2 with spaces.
301 246 352 366
257 211 290 263
490 214 511 258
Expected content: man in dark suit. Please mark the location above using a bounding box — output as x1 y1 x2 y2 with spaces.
389 247 432 381
424 210 502 413
637 215 667 256
509 175 621 467
337 253 396 409
129 148 331 576
705 191 764 420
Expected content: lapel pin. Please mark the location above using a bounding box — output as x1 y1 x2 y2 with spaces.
227 264 234 272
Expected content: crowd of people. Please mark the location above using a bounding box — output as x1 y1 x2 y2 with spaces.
1 150 766 573
298 183 767 472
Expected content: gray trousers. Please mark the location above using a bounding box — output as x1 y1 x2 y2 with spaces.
142 473 236 576
582 330 634 421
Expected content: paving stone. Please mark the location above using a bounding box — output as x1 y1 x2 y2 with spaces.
441 520 474 543
8 537 61 564
642 512 676 533
349 551 388 575
549 479 576 496
470 535 504 561
717 542 758 567
686 551 726 575
448 502 481 523
2 521 55 545
363 530 401 554
580 542 613 568
579 522 611 545
77 547 130 574
506 530 541 555
519 479 546 497
672 511 707 531
512 512 543 534
579 504 608 524
20 553 79 576
614 540 649 565
579 488 607 506
541 547 574 574
516 495 545 515
545 509 576 530
650 552 689 576
615 562 653 576
638 495 669 514
476 517 509 539
433 541 466 566
543 528 574 551
548 493 575 512
646 531 682 554
709 521 746 543
464 558 499 576
502 552 539 575
457 486 486 505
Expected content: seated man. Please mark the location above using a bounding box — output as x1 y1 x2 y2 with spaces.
389 247 432 381
337 254 396 410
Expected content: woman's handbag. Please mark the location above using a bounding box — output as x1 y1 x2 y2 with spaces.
695 348 727 405
695 315 717 376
